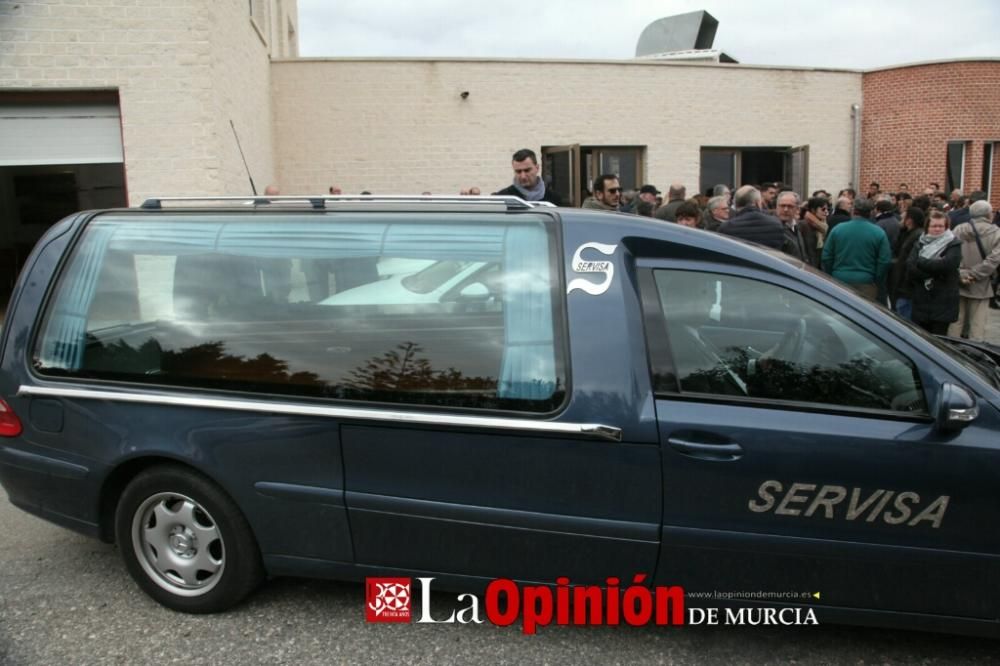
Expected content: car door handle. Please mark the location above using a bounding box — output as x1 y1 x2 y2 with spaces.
667 437 743 461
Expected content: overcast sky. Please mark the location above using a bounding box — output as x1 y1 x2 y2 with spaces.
296 0 999 69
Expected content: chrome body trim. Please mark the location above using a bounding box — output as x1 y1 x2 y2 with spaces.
17 385 622 442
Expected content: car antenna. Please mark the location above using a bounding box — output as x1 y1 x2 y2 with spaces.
230 119 257 195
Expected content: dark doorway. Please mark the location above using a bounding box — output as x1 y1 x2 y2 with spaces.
1 90 126 315
699 146 810 199
0 163 126 313
741 150 785 187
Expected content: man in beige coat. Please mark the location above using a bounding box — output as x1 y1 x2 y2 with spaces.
949 201 1000 340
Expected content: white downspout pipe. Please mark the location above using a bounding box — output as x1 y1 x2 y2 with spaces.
851 103 861 190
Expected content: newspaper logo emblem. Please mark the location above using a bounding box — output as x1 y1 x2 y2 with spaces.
366 577 412 623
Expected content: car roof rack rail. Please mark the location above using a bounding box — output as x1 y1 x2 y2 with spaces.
139 195 556 212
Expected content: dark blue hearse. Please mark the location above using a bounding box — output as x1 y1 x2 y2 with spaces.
1 196 999 636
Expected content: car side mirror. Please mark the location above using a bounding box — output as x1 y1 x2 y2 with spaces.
935 382 978 433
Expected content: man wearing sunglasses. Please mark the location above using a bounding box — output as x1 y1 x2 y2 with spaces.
582 174 622 211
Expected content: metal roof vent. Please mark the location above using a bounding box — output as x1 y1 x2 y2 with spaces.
635 10 731 59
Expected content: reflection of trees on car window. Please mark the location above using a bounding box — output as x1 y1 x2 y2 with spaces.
653 269 927 414
744 356 913 411
676 340 924 412
74 338 325 390
343 341 495 394
71 336 509 406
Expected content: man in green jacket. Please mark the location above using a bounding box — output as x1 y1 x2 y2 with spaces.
821 198 892 302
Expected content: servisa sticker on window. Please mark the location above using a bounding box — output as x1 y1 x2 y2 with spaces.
364 575 820 632
567 242 618 296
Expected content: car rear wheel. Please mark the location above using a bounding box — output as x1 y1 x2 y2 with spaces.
115 465 263 613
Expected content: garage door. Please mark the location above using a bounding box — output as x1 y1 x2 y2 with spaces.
0 103 124 166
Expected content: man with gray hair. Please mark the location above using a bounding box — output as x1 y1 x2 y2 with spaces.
712 184 732 204
828 195 854 232
949 200 1000 340
775 190 813 264
949 190 988 227
654 183 687 222
718 185 784 249
701 195 730 231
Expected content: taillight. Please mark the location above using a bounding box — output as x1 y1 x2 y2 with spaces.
0 399 23 437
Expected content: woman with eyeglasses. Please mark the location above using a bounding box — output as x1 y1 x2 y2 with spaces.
906 210 962 335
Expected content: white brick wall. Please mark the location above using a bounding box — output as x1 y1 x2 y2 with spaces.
2 1 858 204
271 58 863 198
0 0 281 204
207 1 276 196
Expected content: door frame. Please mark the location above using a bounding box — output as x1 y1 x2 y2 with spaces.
541 144 580 206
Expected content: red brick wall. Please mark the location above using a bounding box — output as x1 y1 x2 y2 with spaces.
861 61 1000 210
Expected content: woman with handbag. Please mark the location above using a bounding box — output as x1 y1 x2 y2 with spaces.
949 201 1000 340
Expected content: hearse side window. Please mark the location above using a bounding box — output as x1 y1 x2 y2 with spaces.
32 214 566 413
648 269 927 414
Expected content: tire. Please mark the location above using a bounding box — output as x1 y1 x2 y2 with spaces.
114 465 264 613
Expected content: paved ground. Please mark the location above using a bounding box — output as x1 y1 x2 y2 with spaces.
1 496 999 665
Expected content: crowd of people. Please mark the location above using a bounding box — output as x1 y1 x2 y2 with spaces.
268 148 1000 343
485 148 1000 342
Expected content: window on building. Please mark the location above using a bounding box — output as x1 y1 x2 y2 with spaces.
699 146 809 199
588 147 642 194
983 142 995 200
644 269 927 414
541 145 644 207
946 141 966 193
33 214 567 413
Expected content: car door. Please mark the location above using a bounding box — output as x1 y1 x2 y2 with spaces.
341 216 662 586
639 262 1000 619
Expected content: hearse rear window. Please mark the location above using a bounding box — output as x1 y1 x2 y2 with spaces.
33 213 566 413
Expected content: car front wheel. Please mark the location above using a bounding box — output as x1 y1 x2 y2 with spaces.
115 465 263 613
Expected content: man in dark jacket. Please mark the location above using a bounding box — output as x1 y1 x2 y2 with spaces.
493 148 564 206
889 208 924 319
827 196 854 232
701 195 730 231
760 182 778 212
775 190 812 263
718 186 785 250
948 190 987 227
874 199 901 247
653 183 687 221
